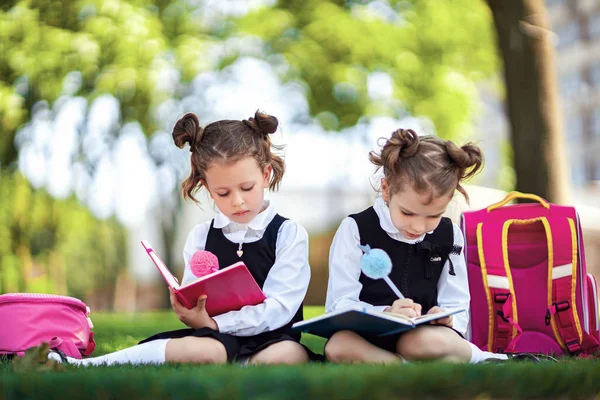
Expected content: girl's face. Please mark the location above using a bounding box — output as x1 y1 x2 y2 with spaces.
204 156 272 224
381 178 452 240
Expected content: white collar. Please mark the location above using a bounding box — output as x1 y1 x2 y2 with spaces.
213 200 275 232
373 197 430 243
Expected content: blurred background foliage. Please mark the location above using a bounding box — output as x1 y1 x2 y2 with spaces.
238 0 497 136
0 171 126 304
0 0 499 306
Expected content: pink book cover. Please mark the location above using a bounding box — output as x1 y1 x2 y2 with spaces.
141 240 266 316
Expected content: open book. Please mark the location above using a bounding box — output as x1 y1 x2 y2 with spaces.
141 240 266 316
291 306 466 339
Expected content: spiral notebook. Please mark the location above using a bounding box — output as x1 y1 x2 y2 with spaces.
141 240 266 316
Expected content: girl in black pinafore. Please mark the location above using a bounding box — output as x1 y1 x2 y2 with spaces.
50 111 313 366
324 129 510 364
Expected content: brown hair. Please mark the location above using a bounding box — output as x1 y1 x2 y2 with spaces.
172 110 285 202
369 129 483 203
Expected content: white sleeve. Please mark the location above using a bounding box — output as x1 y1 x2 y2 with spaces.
213 220 311 336
180 222 211 286
436 222 470 337
325 217 388 313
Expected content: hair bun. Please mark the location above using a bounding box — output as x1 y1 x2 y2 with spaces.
244 110 278 136
389 129 419 158
172 113 204 151
445 141 484 180
445 142 482 168
369 128 419 174
254 111 278 134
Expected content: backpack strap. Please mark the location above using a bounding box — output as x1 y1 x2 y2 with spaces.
545 217 586 355
480 215 593 356
48 336 83 359
477 221 521 353
83 331 96 357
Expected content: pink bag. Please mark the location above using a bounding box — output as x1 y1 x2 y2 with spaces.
0 293 96 359
462 192 600 356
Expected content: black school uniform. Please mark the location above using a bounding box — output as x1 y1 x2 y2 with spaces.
325 198 469 354
140 214 308 362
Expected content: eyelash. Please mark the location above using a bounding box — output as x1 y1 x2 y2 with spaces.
401 211 441 219
216 186 254 197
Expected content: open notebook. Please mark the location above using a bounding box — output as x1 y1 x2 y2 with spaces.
141 240 266 316
291 306 466 338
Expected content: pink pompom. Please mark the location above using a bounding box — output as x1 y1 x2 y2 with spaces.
189 250 219 277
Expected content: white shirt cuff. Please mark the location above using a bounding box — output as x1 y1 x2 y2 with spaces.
213 313 237 334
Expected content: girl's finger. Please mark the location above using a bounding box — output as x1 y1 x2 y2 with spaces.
196 295 208 309
405 308 417 318
413 303 422 316
169 290 177 307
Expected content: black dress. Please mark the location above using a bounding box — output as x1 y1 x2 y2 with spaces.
346 207 462 352
139 214 308 362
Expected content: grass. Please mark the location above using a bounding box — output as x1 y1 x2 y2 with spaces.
1 306 600 400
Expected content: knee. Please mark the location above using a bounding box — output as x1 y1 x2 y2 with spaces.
169 337 227 364
324 331 357 363
277 342 309 365
396 327 452 361
250 341 308 365
262 341 308 365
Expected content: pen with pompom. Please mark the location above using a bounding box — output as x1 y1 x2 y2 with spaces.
359 244 404 299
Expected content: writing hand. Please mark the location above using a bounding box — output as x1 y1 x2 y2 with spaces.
385 298 422 318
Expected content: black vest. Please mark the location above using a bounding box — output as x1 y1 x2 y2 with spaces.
350 207 455 313
204 214 304 338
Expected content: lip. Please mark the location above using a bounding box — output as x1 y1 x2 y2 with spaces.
404 232 422 239
233 210 250 217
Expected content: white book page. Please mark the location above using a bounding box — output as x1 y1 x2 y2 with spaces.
375 307 465 324
293 306 413 328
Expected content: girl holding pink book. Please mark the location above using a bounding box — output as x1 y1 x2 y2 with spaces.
50 111 313 366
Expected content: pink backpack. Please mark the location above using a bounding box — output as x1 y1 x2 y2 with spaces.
0 293 96 359
462 192 600 356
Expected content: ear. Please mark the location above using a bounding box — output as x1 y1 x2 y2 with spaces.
262 164 272 186
381 178 390 204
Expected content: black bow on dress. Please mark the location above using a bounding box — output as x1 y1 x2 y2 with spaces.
415 241 460 277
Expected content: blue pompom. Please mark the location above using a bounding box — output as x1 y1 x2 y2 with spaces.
359 245 392 279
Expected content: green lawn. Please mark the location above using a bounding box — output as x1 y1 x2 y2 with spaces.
2 307 600 400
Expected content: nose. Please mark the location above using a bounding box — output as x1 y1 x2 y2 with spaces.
232 191 245 207
411 218 426 234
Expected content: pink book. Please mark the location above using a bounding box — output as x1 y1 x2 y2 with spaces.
141 240 266 316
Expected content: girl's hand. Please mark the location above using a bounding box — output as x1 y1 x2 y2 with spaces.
385 298 422 318
170 289 218 330
427 306 453 327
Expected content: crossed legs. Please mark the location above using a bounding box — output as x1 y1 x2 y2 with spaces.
325 326 472 364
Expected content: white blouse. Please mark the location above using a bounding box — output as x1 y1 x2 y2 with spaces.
181 200 311 337
325 197 471 336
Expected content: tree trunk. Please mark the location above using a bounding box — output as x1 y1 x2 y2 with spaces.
487 0 570 204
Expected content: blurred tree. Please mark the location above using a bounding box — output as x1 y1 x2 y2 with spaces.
0 0 511 307
238 0 569 200
0 171 126 307
486 0 569 203
0 0 214 305
236 0 498 139
0 0 216 167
